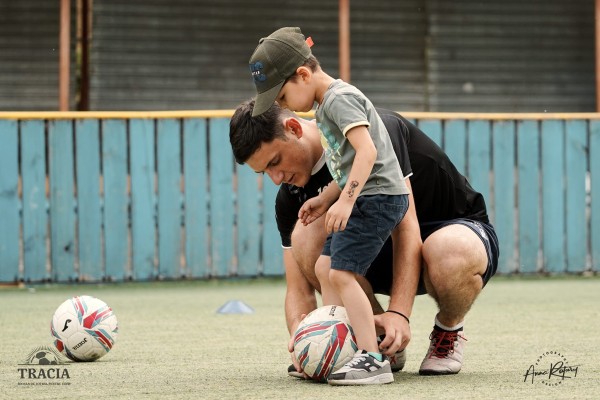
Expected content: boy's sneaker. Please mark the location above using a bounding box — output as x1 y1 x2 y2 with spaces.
377 335 406 372
327 350 393 385
287 364 304 379
419 328 467 375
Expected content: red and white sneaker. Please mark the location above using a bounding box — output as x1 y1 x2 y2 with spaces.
419 328 467 375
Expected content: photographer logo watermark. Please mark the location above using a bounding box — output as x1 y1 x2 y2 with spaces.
523 351 579 386
17 346 71 386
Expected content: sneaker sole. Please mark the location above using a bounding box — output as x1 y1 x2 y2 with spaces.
391 363 405 372
418 369 460 376
328 373 394 386
288 371 305 379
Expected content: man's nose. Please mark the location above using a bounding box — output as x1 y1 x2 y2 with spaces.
266 169 283 185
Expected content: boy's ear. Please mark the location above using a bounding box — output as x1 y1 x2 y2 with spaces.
295 66 312 82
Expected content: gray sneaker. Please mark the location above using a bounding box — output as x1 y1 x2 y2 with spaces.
419 328 467 375
327 350 394 385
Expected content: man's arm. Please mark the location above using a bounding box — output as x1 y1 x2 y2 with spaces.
284 248 318 335
284 247 318 372
376 178 422 355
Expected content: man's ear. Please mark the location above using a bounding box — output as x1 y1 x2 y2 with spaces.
284 117 303 139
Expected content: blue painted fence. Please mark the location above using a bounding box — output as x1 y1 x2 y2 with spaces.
0 112 598 283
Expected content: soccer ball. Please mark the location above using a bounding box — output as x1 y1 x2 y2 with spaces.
51 295 118 361
292 305 358 381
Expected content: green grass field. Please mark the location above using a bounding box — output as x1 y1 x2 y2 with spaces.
0 276 598 399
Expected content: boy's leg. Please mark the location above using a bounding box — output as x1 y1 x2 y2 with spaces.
315 255 342 305
327 270 392 385
329 269 378 353
291 216 384 311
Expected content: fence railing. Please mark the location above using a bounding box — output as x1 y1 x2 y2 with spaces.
0 111 598 283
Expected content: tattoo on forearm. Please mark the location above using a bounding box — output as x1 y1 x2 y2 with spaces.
347 180 359 198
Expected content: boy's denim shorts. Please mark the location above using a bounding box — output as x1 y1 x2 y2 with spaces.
322 194 409 276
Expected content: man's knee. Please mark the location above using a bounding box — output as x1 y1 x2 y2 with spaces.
291 219 327 273
422 225 487 287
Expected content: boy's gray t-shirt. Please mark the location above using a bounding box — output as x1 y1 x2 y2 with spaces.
315 79 409 196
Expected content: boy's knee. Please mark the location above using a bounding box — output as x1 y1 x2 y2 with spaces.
315 257 330 283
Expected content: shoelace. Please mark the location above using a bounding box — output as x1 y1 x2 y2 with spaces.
346 353 369 367
428 330 466 359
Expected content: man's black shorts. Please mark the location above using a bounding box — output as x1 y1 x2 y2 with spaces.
365 219 500 296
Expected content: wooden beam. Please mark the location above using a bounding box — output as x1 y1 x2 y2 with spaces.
59 0 70 111
339 0 350 82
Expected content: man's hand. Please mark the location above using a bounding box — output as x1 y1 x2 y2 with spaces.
298 197 326 226
288 316 310 379
374 311 411 356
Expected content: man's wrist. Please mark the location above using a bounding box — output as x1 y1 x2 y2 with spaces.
386 309 410 324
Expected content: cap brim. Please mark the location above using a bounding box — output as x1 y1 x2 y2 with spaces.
252 81 285 117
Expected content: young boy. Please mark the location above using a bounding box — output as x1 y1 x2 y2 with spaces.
249 27 410 385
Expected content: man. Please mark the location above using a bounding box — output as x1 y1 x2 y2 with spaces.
229 99 499 376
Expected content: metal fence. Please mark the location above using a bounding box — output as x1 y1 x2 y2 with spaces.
0 111 598 283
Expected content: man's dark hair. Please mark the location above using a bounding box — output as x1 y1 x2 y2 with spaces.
229 99 288 164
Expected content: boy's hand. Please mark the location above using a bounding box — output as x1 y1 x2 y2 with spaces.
325 199 353 233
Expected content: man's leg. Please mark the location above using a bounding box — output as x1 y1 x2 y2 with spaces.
419 223 489 375
422 224 487 326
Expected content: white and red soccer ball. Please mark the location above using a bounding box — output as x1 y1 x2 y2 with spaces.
51 295 118 361
293 305 358 381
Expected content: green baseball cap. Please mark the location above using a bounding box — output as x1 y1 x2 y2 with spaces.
249 27 313 117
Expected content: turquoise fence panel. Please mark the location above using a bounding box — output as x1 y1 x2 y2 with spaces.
75 120 103 281
183 118 208 278
262 176 282 275
591 121 600 272
237 164 260 276
0 120 20 282
49 120 76 281
21 120 48 281
209 118 234 277
4 113 600 282
130 119 156 280
492 121 516 273
541 120 566 272
444 120 467 176
565 120 587 272
417 120 442 147
102 119 129 281
516 120 540 273
157 119 182 279
466 120 491 202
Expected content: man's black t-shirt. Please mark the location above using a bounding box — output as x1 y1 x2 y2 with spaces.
275 109 489 247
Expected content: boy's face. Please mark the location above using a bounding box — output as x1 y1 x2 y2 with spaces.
276 76 315 113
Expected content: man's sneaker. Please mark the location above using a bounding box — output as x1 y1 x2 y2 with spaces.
389 349 406 372
377 335 406 372
327 350 393 385
287 364 304 379
419 328 467 375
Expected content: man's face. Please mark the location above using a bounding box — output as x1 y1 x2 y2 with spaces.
245 124 314 187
